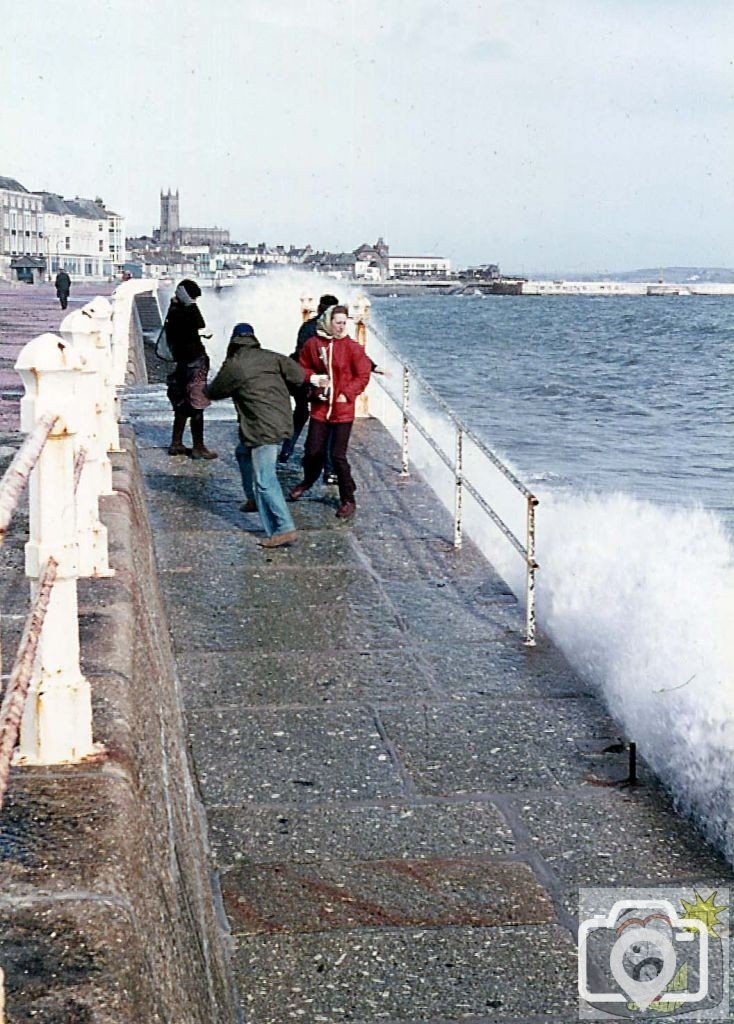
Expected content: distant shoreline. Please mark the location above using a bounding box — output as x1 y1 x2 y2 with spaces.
364 279 734 297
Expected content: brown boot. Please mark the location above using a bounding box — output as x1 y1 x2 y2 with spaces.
240 500 257 512
335 500 356 519
258 531 298 548
287 482 309 502
191 446 218 460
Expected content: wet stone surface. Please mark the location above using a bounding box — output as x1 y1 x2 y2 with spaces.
123 397 734 1023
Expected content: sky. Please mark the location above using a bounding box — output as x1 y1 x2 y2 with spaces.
2 0 733 273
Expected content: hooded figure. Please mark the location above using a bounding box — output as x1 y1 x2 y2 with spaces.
163 278 217 459
207 323 308 547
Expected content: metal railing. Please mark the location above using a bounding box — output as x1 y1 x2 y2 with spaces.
366 322 539 646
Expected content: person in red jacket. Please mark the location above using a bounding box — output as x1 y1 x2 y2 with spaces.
289 305 372 519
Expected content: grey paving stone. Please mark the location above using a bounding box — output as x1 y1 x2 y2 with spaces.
166 586 405 652
221 858 555 935
178 648 436 709
232 924 579 1021
154 525 357 570
355 531 492 583
422 638 590 700
209 800 515 869
186 705 407 805
514 788 734 897
381 580 520 643
380 699 631 795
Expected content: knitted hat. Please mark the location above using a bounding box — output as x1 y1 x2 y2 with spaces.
179 278 201 299
231 322 255 337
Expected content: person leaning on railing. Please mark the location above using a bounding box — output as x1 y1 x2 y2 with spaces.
164 278 218 460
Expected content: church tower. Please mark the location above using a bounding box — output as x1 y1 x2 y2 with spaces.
160 188 180 244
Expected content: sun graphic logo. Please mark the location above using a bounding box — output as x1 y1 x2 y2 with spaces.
578 887 728 1020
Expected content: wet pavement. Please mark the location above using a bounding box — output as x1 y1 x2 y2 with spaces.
0 281 115 428
127 385 734 1024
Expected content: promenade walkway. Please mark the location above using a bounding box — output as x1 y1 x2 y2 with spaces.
127 386 733 1023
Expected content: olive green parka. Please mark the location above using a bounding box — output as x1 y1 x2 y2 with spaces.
207 333 306 446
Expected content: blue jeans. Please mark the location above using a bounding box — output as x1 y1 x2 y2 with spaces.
235 441 295 537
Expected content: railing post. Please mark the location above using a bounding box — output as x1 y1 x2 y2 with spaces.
1 965 4 1023
400 366 410 477
352 294 371 419
61 301 115 578
14 334 97 763
525 496 538 647
300 292 317 322
62 297 118 481
454 428 463 549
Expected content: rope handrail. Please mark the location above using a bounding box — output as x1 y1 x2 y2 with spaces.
368 323 537 502
0 557 58 811
0 412 59 540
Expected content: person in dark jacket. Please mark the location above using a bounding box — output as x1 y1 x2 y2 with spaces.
164 278 217 459
278 292 339 472
289 305 372 520
207 322 317 548
54 269 71 309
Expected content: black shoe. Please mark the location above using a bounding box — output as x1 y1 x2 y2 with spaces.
277 447 291 464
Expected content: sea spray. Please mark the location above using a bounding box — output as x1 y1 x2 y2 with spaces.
195 271 363 369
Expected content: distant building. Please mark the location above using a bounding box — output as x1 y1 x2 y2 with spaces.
0 176 46 281
158 189 229 247
1 175 126 281
39 193 125 278
388 254 451 279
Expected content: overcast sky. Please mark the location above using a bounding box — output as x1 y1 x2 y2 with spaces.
3 0 732 272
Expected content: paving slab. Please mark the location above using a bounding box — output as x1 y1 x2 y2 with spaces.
208 800 515 869
232 924 579 1022
187 704 407 806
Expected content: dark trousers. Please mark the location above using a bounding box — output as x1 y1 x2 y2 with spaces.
303 420 355 503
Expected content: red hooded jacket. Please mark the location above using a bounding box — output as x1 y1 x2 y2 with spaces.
298 334 372 423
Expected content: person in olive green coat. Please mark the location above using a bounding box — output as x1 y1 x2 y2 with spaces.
207 323 317 548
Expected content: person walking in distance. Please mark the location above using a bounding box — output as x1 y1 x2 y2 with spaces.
207 322 315 547
278 292 339 479
163 279 218 459
289 305 372 519
54 268 71 309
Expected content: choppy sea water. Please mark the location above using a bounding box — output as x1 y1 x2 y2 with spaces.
204 279 734 861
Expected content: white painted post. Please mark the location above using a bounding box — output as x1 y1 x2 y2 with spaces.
0 965 4 1023
61 297 118 477
60 303 114 578
14 334 97 764
300 292 317 322
109 278 160 388
352 294 371 419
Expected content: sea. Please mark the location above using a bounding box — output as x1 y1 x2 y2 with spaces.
202 278 734 861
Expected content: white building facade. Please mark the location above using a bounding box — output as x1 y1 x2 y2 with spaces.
41 194 126 279
388 255 451 278
0 176 45 276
